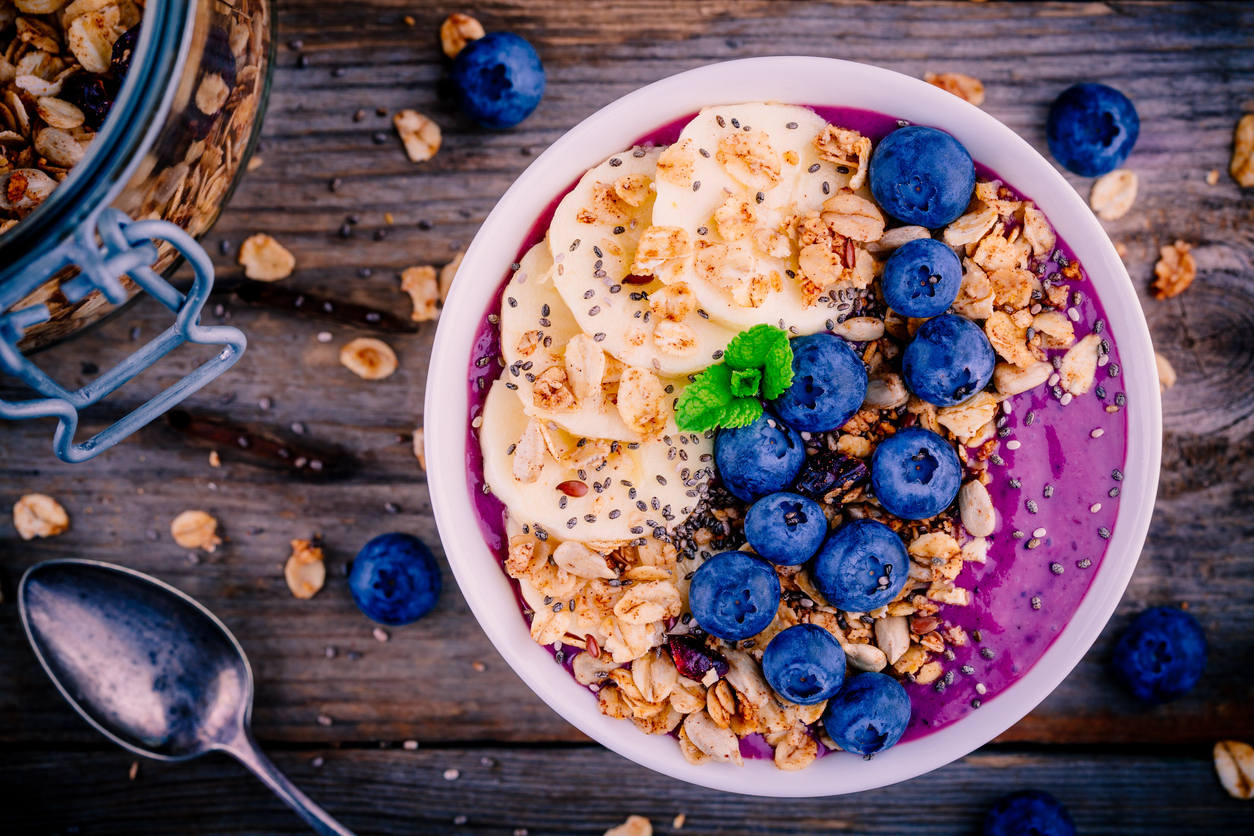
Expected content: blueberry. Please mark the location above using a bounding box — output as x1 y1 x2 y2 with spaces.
812 519 909 612
871 427 962 520
869 126 976 228
348 533 442 625
1046 83 1139 177
881 238 963 318
762 624 846 705
688 551 781 641
983 790 1076 836
791 449 869 504
821 671 911 756
451 32 545 129
744 492 827 566
902 314 996 407
1111 606 1207 704
770 333 867 433
715 410 806 503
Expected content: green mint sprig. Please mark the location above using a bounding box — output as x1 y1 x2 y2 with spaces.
675 324 794 433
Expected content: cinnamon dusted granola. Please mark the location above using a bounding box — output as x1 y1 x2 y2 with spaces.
13 492 68 539
923 71 985 107
1151 240 1197 299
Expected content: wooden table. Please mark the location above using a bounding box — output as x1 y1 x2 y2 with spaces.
4 1 1253 832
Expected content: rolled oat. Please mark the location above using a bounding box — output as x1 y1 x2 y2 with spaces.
340 337 398 380
238 234 296 281
170 510 221 552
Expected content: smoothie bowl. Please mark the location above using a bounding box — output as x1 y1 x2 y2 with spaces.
425 58 1161 796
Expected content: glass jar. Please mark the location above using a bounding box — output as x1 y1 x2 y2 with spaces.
0 0 272 462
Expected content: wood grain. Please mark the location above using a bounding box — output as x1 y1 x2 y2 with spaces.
5 746 1248 835
0 0 1252 804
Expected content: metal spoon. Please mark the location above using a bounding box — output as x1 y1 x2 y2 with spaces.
19 559 356 836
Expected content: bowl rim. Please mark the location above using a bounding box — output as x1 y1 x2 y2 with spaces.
425 56 1162 797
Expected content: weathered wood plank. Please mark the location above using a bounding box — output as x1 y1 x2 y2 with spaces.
4 746 1247 835
2 0 1253 755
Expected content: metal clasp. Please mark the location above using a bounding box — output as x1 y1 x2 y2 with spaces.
0 208 247 463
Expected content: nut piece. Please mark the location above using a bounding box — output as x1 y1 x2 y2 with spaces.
1156 351 1177 391
1089 169 1138 221
1 169 58 218
875 616 910 665
440 250 464 302
604 816 653 836
959 480 995 537
1152 240 1197 299
284 538 326 600
439 13 485 59
844 642 888 673
1231 114 1254 188
923 71 986 106
413 427 426 470
238 234 295 281
401 265 440 321
13 493 69 540
170 510 221 552
394 110 441 163
340 338 398 380
1213 740 1254 800
993 360 1052 396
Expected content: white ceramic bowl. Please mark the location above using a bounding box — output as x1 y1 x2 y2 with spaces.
426 57 1162 797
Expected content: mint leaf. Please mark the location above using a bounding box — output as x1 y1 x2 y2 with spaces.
675 364 733 433
719 397 764 429
729 368 762 398
724 323 785 370
761 336 795 400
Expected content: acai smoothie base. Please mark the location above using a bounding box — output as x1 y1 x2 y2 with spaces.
463 103 1129 765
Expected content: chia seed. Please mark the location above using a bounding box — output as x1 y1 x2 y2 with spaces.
1026 500 1039 513
1031 596 1042 610
1109 487 1120 497
1112 469 1123 481
1050 563 1064 575
1043 485 1054 498
961 664 975 676
981 647 995 659
1099 527 1111 539
1078 558 1092 568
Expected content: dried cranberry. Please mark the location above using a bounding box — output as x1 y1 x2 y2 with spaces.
792 449 869 503
111 25 140 82
62 75 118 130
668 634 729 682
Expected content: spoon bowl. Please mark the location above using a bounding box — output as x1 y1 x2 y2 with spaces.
20 559 355 836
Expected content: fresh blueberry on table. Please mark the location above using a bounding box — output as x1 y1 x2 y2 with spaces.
881 238 963 318
744 492 828 566
902 313 996 408
871 427 963 520
688 551 781 641
811 519 909 612
451 32 546 129
983 790 1076 836
1111 606 1208 704
1046 83 1139 177
762 624 846 705
348 532 442 625
715 410 806 502
869 126 976 228
770 333 867 433
822 671 911 756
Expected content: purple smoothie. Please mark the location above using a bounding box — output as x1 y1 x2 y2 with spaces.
464 106 1129 745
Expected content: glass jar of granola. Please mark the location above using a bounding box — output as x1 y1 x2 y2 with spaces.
0 0 271 462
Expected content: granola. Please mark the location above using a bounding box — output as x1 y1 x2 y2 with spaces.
12 492 68 539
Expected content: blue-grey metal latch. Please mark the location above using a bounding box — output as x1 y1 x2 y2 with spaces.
0 208 247 463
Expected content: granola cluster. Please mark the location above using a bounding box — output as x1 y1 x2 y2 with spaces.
483 108 1112 770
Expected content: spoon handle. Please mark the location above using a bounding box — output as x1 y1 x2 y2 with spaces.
224 732 358 836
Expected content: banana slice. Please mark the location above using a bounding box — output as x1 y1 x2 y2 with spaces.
548 146 739 376
501 243 707 442
481 378 712 543
651 103 862 333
